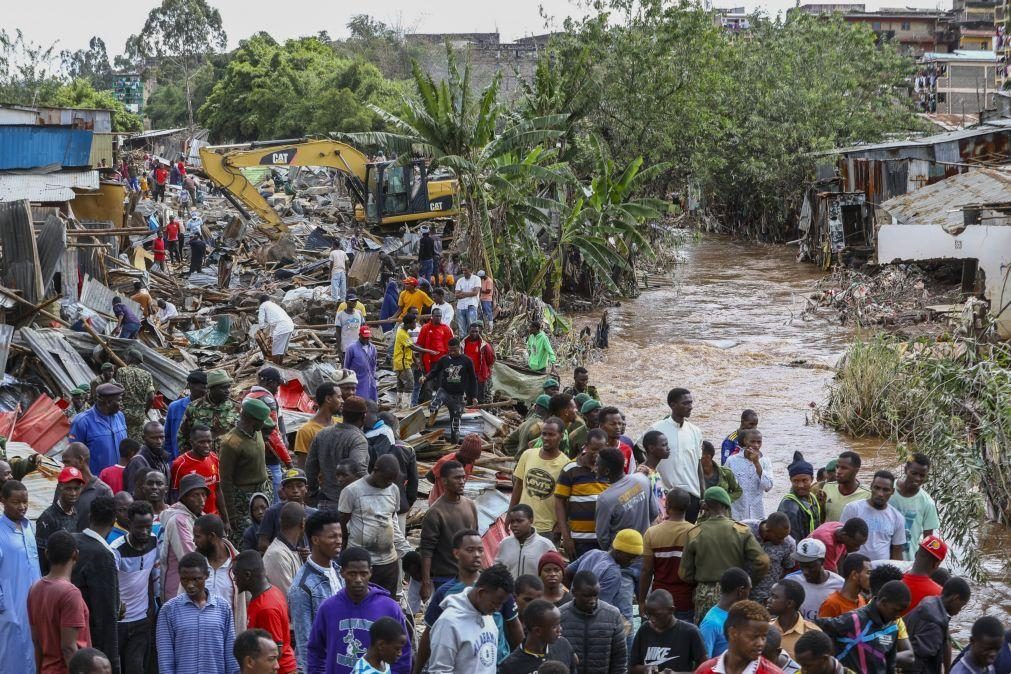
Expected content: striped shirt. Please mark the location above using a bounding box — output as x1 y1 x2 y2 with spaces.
553 460 607 539
156 591 238 674
642 519 695 611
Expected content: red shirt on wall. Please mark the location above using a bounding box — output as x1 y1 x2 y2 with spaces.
247 586 298 674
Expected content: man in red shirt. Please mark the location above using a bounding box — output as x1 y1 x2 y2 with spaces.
416 307 454 374
234 550 298 674
152 231 167 270
28 530 91 673
153 164 168 202
425 433 483 505
902 534 947 615
171 425 220 514
165 215 183 263
600 406 635 474
808 518 868 573
463 321 495 403
696 600 784 674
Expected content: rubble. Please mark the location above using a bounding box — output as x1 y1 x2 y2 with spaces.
803 263 967 338
0 166 610 520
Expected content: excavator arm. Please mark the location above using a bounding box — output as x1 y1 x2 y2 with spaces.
199 139 372 231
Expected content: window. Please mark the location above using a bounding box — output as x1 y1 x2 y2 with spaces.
901 21 911 30
872 21 882 30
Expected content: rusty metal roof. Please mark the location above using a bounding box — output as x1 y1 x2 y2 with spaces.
880 168 1011 227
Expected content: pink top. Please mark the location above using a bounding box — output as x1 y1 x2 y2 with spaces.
810 520 847 572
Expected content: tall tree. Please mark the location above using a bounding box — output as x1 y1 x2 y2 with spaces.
0 29 61 106
60 37 113 89
127 0 227 126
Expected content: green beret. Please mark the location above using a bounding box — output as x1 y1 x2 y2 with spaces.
534 394 551 409
542 379 559 390
581 399 602 415
703 486 732 509
206 369 233 388
241 398 271 421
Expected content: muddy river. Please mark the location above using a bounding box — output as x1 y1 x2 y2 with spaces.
587 235 1009 636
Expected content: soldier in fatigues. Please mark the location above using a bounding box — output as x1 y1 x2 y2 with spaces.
117 348 155 439
177 369 238 454
680 486 770 622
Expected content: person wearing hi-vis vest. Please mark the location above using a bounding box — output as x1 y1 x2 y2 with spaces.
777 452 822 542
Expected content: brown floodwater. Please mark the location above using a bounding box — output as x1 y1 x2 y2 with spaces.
585 234 1009 637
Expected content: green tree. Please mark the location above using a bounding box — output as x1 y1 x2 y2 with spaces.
60 37 113 90
0 29 61 106
51 79 143 132
127 0 227 126
145 61 219 129
198 33 399 142
348 48 568 272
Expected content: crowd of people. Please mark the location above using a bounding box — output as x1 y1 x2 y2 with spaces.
3 361 1007 674
4 173 1006 674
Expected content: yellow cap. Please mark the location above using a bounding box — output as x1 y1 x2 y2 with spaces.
612 529 644 556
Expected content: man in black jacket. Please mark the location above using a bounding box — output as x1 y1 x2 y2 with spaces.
558 570 627 674
124 421 172 494
72 495 122 674
422 338 478 444
904 576 972 674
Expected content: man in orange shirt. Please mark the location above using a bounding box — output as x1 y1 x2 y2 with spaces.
171 424 220 515
818 552 870 618
425 434 482 504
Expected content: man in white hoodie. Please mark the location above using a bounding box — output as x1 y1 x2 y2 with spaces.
427 563 515 674
160 473 207 601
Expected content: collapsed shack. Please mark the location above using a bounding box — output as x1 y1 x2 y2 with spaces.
0 183 611 535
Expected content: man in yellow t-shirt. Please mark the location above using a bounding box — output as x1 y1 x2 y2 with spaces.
292 382 342 468
397 277 434 319
393 313 436 409
336 291 367 319
510 417 571 539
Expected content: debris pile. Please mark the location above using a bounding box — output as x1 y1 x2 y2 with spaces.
803 264 966 337
0 174 607 519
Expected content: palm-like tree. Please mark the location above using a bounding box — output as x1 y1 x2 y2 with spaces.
530 136 669 303
345 46 568 271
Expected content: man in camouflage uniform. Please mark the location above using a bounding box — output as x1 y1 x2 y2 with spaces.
680 486 771 622
63 385 91 422
90 361 117 401
177 369 238 454
116 348 156 439
0 435 42 485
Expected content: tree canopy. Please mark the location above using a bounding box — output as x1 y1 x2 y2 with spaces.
198 33 402 142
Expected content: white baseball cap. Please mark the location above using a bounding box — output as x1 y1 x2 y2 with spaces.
792 538 827 562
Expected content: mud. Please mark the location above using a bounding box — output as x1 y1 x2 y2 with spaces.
586 234 1010 637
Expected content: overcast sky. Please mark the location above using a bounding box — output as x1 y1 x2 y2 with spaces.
8 0 953 60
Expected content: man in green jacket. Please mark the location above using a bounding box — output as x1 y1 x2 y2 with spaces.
503 395 550 456
680 486 770 621
526 320 557 374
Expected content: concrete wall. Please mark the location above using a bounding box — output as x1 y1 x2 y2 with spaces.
411 41 545 100
878 223 1011 336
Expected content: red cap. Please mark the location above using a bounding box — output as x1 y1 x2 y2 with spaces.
359 326 372 338
920 535 948 562
58 466 84 484
403 277 418 286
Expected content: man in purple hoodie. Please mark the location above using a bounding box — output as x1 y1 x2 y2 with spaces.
306 546 413 674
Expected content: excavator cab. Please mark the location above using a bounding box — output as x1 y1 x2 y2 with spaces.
364 160 446 225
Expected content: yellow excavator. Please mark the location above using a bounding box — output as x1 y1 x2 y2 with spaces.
198 138 459 231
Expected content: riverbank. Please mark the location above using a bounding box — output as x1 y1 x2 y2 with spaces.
579 234 1009 636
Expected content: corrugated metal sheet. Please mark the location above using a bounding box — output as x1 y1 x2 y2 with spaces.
0 324 13 375
76 221 119 283
62 331 189 399
6 441 60 518
880 168 1011 228
0 126 94 170
18 327 96 396
60 248 79 303
0 200 43 303
0 170 99 202
80 274 141 323
0 104 112 133
36 214 66 293
88 133 114 168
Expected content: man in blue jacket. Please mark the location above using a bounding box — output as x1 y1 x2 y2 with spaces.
289 509 344 668
306 546 412 674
